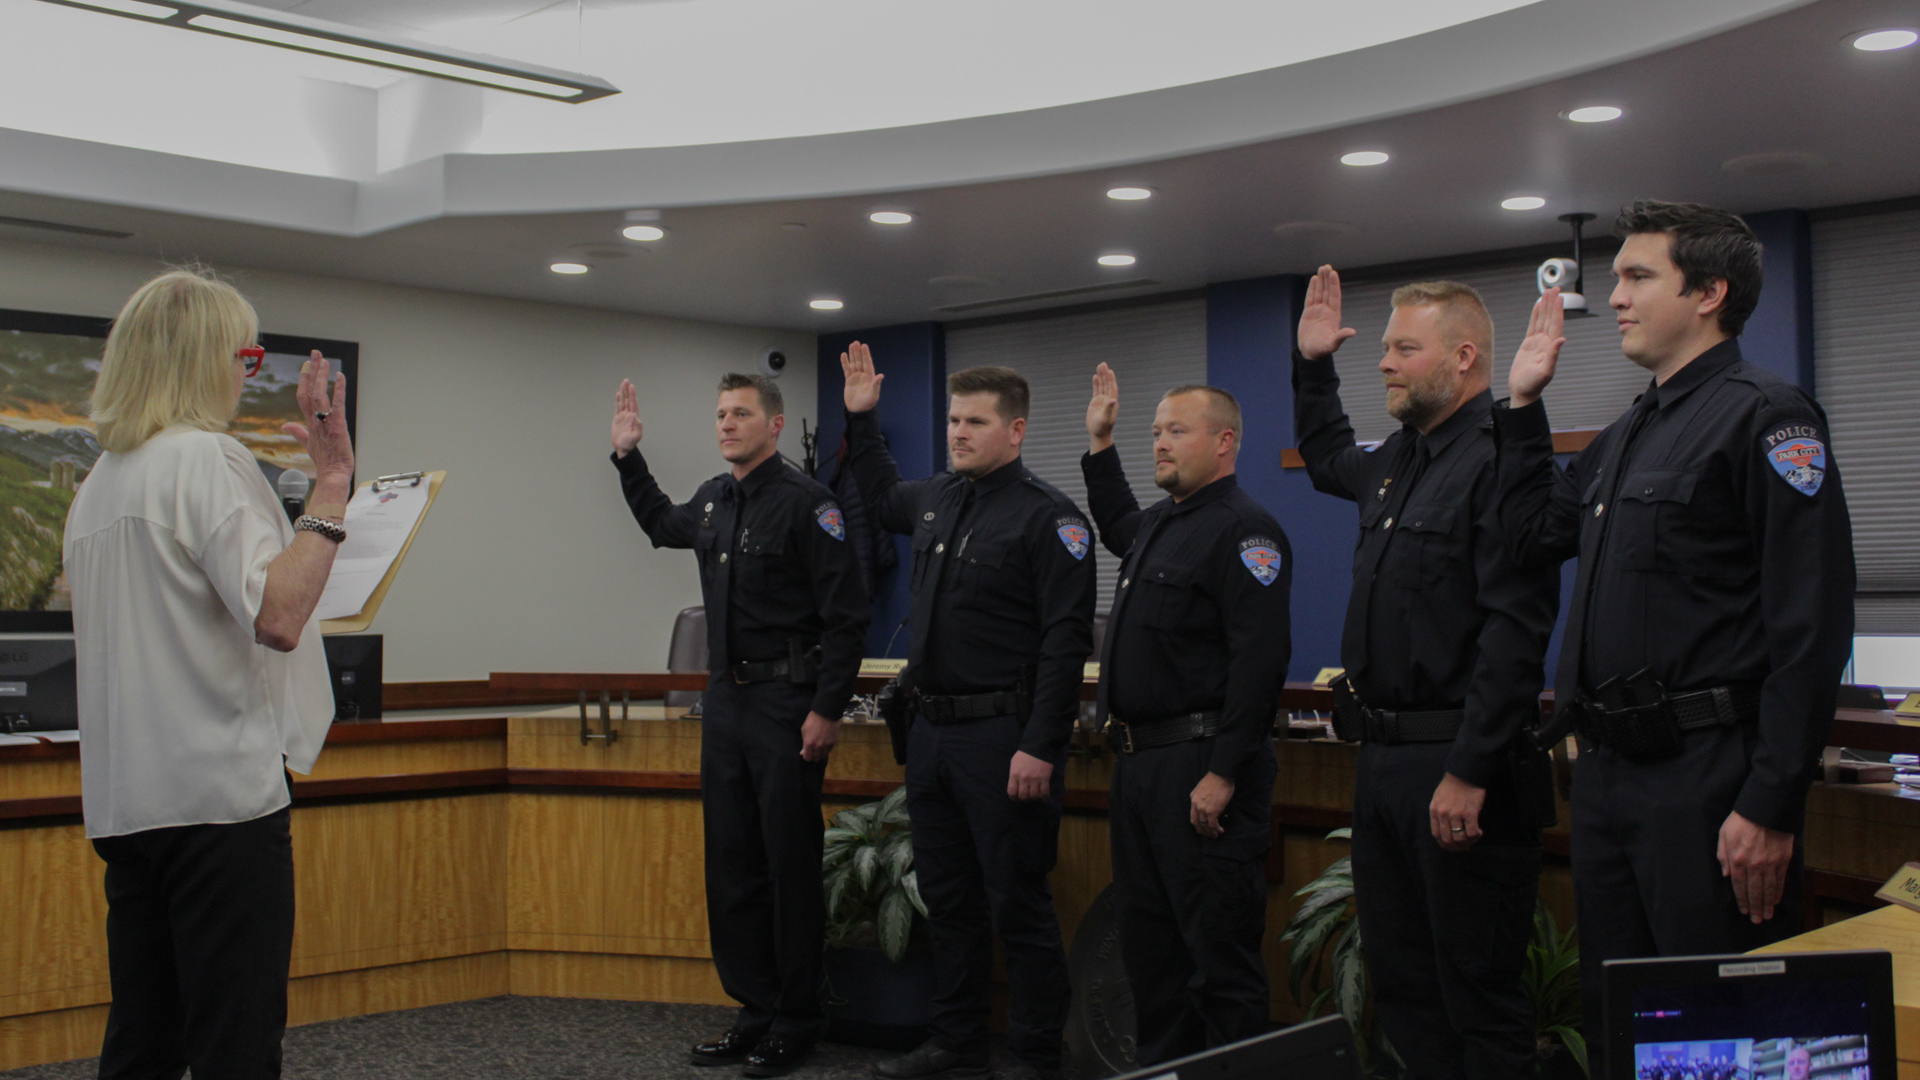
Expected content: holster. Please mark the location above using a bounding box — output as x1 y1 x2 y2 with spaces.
786 636 823 685
1328 675 1365 742
1584 668 1684 762
877 678 913 766
1507 740 1558 831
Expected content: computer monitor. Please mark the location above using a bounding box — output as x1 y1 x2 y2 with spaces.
1603 950 1896 1080
0 635 76 732
1107 1015 1360 1080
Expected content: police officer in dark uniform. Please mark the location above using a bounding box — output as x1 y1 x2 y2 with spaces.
839 343 1095 1080
610 373 870 1077
1292 270 1560 1078
1081 368 1290 1067
1497 201 1855 1075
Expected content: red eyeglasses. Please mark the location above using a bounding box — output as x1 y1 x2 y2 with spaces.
236 346 265 377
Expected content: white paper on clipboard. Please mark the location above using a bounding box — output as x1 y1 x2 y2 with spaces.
315 481 431 621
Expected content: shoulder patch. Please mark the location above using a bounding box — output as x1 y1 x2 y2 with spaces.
814 500 847 540
1763 421 1827 497
1238 535 1282 587
1055 516 1090 561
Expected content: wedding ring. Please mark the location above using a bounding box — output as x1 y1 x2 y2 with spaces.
315 411 330 421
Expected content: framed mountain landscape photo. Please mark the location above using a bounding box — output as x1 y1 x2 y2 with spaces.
0 306 358 631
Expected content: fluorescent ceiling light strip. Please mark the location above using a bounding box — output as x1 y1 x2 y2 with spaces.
66 0 175 16
186 14 584 98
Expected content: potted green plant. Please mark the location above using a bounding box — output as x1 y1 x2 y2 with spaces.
822 785 935 1049
1280 828 1391 1070
1525 900 1587 1078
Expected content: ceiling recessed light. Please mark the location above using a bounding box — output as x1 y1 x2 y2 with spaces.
621 225 665 242
1106 187 1153 201
810 299 844 311
1853 28 1918 51
1340 151 1390 167
1564 106 1623 123
1502 196 1547 211
869 211 914 225
550 262 589 274
1097 254 1137 267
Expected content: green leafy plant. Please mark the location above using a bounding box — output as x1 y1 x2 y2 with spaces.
1281 829 1365 1029
1526 900 1588 1077
822 786 929 962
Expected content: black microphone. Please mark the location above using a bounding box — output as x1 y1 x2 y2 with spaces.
277 469 310 525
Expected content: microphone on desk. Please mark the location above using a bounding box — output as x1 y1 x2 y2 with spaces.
277 469 310 526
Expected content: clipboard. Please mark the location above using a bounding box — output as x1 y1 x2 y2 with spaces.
320 470 445 635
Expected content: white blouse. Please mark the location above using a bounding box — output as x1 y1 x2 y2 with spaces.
64 427 334 838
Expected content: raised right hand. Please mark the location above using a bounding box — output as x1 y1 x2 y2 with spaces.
1297 264 1358 360
841 340 884 413
611 379 643 456
1507 288 1568 408
1087 362 1118 452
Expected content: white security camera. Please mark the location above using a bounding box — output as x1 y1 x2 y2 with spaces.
1536 258 1588 312
758 346 788 378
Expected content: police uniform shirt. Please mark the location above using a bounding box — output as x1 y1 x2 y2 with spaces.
614 449 870 720
844 408 1097 759
1293 357 1560 787
1494 339 1856 831
1082 447 1292 779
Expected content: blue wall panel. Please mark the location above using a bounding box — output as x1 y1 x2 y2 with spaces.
815 322 946 657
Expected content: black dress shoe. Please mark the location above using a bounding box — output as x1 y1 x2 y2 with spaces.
873 1040 991 1080
691 1027 764 1067
743 1032 814 1078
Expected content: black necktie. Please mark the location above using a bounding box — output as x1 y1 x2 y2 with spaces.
705 481 740 669
907 481 974 677
1340 436 1427 683
1096 508 1165 726
1556 391 1659 699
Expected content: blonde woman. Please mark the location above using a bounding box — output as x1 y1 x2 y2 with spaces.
64 267 353 1079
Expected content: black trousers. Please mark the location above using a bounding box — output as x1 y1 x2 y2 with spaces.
1109 736 1276 1067
701 676 829 1038
90 805 296 1080
905 711 1069 1066
1350 742 1541 1080
1572 726 1803 1078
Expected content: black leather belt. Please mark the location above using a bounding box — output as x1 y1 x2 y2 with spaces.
1360 706 1465 745
730 659 793 684
1577 683 1760 750
918 689 1026 724
1107 712 1222 754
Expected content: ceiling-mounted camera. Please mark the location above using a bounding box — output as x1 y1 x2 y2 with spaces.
758 346 788 377
1536 212 1596 317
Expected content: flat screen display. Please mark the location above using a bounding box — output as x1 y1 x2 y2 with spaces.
1625 969 1880 1080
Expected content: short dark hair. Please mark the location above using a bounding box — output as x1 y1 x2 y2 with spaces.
1161 385 1242 445
947 366 1029 421
718 373 783 416
1613 199 1764 336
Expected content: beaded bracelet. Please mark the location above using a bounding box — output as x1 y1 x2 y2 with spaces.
294 515 347 543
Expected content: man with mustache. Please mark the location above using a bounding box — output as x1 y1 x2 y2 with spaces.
1292 270 1560 1078
841 343 1096 1080
1082 369 1290 1066
611 373 870 1077
1499 200 1854 1076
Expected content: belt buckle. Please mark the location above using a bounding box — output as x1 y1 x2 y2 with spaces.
1118 721 1135 754
732 664 750 685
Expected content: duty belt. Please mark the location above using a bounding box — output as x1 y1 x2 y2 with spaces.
1358 706 1465 745
1107 711 1222 754
918 688 1027 724
1576 683 1760 752
730 658 794 684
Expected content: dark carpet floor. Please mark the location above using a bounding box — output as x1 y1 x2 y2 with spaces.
0 997 965 1080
